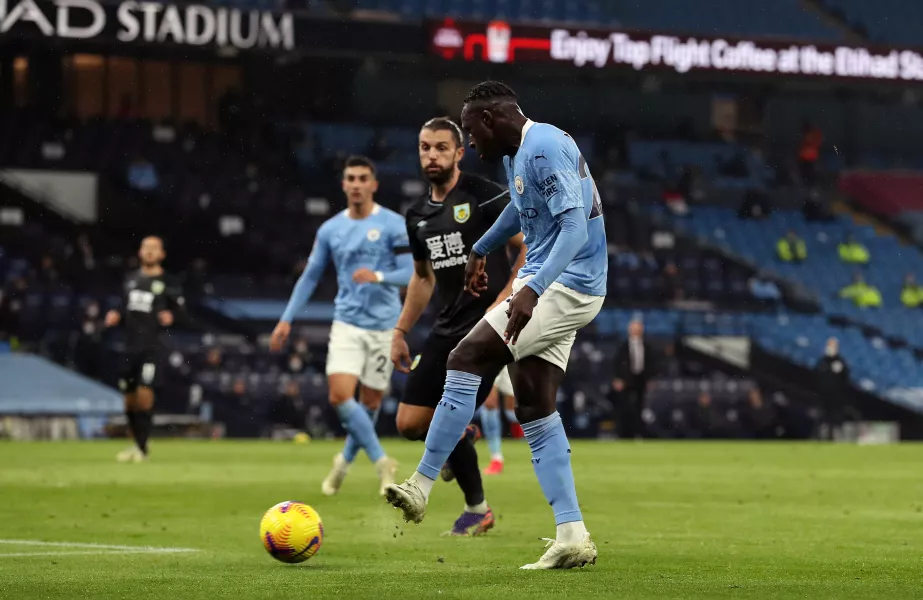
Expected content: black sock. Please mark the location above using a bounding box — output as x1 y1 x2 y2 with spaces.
135 411 152 455
126 411 141 448
447 437 485 507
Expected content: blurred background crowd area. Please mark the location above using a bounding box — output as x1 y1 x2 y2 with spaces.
2 0 923 441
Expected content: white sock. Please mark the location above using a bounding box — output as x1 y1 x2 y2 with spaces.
465 501 488 515
491 453 504 461
556 520 588 544
409 471 435 500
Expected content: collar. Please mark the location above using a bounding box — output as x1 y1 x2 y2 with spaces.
344 203 380 220
520 119 535 147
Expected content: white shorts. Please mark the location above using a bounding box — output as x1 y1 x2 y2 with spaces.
493 366 514 397
326 320 394 391
484 277 604 371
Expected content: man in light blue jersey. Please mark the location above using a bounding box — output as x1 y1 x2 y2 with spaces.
385 82 607 570
271 155 413 497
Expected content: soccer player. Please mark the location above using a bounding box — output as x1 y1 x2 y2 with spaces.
106 236 184 463
271 156 412 497
386 82 607 569
479 368 521 476
391 117 526 536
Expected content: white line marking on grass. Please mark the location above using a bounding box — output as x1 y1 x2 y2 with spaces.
0 540 198 557
0 550 194 558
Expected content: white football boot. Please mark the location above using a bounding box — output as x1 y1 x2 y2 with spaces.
321 452 350 496
375 456 399 497
520 534 598 570
116 446 145 463
384 478 426 524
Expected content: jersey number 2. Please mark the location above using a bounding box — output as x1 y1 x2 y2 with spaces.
578 154 604 220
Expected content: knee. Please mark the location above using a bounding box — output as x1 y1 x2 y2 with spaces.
359 387 384 410
446 341 477 372
328 389 352 406
395 413 427 441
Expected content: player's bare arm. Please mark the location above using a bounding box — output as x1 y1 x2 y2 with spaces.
487 233 526 311
392 259 436 373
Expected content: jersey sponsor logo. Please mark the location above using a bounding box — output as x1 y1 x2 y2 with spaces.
151 280 165 295
537 173 559 199
453 203 471 224
425 232 466 270
366 228 381 242
127 289 155 313
514 175 524 195
411 354 421 370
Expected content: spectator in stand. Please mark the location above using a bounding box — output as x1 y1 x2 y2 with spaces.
661 260 683 302
777 230 807 263
38 255 59 285
202 347 223 373
612 319 660 439
797 120 823 188
268 380 305 429
0 276 28 345
127 156 159 192
838 273 882 308
74 301 104 381
838 233 870 265
367 129 392 162
901 273 923 308
691 392 718 439
742 388 777 439
815 337 853 441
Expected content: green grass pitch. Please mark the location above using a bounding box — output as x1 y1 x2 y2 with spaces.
1 439 921 599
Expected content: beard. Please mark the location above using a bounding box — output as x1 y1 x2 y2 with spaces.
424 165 455 186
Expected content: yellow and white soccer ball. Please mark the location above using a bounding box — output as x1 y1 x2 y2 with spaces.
259 501 324 563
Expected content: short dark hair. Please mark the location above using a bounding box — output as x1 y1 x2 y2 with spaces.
421 117 464 147
343 155 376 177
462 80 518 105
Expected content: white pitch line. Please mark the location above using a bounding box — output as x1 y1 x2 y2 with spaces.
0 540 198 553
0 549 194 558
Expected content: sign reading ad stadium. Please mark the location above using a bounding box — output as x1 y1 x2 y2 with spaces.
0 0 294 50
430 18 923 82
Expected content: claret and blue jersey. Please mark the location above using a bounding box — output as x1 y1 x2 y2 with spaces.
502 121 608 297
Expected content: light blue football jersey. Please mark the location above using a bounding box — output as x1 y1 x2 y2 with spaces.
503 121 608 296
311 205 409 330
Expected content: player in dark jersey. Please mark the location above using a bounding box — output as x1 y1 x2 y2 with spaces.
390 117 526 536
105 236 184 463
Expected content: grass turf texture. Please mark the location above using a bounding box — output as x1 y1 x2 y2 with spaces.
0 440 921 599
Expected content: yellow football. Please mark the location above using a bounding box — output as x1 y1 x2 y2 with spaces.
259 501 323 563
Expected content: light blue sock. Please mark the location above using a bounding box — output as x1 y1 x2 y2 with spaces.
480 407 503 457
504 408 519 424
342 405 380 463
522 411 582 525
336 398 385 463
417 370 481 480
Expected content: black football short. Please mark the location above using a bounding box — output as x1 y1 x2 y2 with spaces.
118 350 161 393
401 333 501 409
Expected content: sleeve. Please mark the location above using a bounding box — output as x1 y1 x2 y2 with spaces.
529 133 584 217
407 217 427 262
524 206 588 297
280 227 331 323
472 201 521 257
377 253 413 287
390 215 411 255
